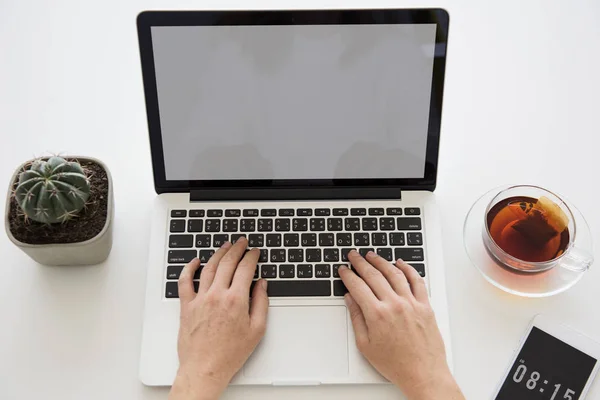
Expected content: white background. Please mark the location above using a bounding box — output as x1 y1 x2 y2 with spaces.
1 0 599 399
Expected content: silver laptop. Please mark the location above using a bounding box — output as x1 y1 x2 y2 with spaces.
137 8 452 386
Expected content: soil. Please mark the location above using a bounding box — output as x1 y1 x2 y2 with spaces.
8 159 109 245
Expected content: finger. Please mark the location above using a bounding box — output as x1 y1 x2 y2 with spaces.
250 279 269 336
348 250 395 300
344 294 368 344
231 248 260 291
199 242 232 293
178 258 201 304
213 237 249 288
338 265 378 312
365 252 411 297
396 259 429 303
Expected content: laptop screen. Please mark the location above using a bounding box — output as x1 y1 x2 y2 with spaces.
150 24 437 181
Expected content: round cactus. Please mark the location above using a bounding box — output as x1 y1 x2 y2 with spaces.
15 157 91 224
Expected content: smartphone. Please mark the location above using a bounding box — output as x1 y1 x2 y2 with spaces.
493 314 600 400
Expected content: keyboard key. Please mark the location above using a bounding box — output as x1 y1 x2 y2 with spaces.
315 208 331 216
386 208 403 215
333 208 348 216
265 280 331 297
254 266 259 279
279 209 294 216
380 218 395 231
306 249 322 262
292 218 308 232
362 218 378 231
359 248 374 257
261 209 277 217
258 219 273 232
327 218 343 231
368 208 384 216
315 264 331 278
395 248 424 262
345 218 360 231
166 266 184 280
297 264 313 278
240 219 256 232
199 249 215 263
169 234 194 248
279 264 295 278
207 209 223 217
165 282 179 298
324 248 340 262
213 234 229 247
288 249 304 262
409 263 426 277
333 280 348 296
336 233 352 246
310 218 326 231
350 208 367 216
187 220 203 233
333 264 347 278
270 249 286 262
266 234 282 247
341 248 354 262
259 249 268 263
243 209 259 217
275 218 291 232
189 210 205 218
283 233 299 247
372 233 387 246
194 234 211 248
231 234 246 244
222 219 238 232
248 234 264 247
390 233 406 246
261 265 277 278
297 208 312 216
205 219 221 232
171 210 186 218
225 209 241 217
407 232 423 246
396 217 422 230
377 248 393 261
354 233 370 246
170 220 186 233
168 250 197 264
405 208 421 216
301 233 317 247
319 233 335 247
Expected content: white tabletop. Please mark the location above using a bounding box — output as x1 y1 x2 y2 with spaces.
1 0 599 398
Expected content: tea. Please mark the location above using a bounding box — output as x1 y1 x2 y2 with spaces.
486 196 570 262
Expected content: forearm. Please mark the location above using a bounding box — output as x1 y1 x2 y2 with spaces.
400 367 465 400
168 368 228 400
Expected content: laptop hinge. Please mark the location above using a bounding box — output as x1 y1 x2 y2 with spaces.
190 187 402 202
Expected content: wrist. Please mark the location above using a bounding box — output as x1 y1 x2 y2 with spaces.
399 366 463 400
169 367 229 400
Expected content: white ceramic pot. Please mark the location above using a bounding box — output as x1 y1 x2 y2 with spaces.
4 156 114 266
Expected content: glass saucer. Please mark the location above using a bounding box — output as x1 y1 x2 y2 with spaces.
463 186 593 298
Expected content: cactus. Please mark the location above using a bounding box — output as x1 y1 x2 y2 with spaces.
15 157 91 224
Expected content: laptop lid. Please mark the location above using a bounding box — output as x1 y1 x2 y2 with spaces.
137 9 449 199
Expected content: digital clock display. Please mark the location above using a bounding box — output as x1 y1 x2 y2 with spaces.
496 327 597 399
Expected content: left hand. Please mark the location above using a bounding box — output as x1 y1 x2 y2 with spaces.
169 238 269 400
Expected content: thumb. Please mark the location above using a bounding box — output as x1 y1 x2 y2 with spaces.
345 294 369 344
250 279 269 336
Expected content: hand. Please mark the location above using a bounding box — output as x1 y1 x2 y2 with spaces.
339 251 464 400
169 238 269 400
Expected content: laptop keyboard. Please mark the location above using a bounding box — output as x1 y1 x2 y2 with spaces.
165 207 426 299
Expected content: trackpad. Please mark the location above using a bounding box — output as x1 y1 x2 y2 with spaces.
243 306 349 382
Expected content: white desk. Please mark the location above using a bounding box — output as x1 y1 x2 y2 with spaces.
1 0 599 398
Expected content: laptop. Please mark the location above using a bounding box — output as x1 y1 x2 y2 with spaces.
137 8 451 386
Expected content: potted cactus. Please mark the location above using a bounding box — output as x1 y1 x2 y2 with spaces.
4 156 114 265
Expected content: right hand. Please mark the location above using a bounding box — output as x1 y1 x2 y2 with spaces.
339 251 464 400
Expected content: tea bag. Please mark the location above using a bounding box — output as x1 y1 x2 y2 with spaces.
511 196 568 248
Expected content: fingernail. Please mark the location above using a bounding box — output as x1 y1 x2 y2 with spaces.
261 279 268 289
222 241 232 248
344 294 353 306
367 251 375 257
338 265 347 271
